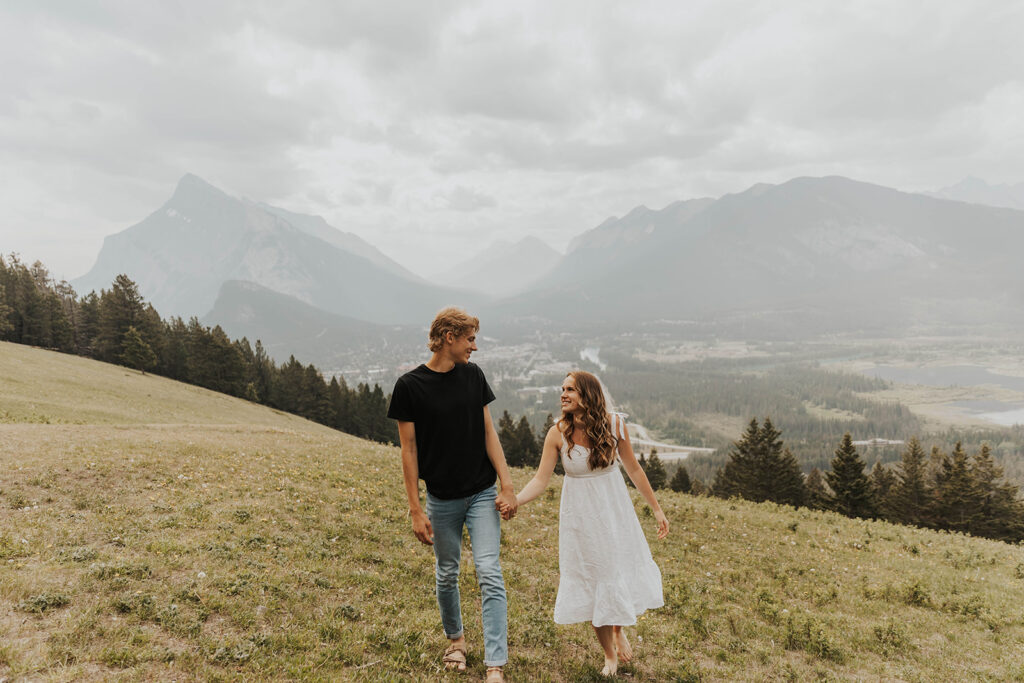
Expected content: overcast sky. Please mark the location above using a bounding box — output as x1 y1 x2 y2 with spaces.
2 1 1023 281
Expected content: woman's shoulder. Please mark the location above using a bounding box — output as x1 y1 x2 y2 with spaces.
607 411 628 438
605 410 626 425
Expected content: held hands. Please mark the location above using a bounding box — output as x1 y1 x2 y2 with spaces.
495 488 518 521
410 510 433 545
654 509 670 539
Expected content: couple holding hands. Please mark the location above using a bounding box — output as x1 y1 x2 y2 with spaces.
388 307 669 681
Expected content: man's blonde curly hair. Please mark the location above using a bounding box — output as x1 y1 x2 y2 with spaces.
428 307 480 352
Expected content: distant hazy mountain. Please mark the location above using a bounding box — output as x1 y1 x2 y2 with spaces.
431 236 561 296
74 174 472 323
254 202 423 283
203 280 422 368
495 176 1024 335
926 177 1024 211
567 197 716 253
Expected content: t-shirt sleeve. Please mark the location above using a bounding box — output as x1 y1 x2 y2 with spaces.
387 377 415 421
478 365 496 406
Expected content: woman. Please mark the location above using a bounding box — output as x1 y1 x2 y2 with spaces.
509 370 668 676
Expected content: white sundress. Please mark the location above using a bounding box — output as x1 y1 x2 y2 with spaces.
553 412 665 627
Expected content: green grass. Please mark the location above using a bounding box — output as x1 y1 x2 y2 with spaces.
3 341 1024 680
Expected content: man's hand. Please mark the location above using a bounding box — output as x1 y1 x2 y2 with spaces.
411 510 433 545
496 488 518 521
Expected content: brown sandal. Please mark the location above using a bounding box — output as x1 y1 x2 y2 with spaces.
486 666 505 682
443 643 467 672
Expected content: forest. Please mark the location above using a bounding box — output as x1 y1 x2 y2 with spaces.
0 254 397 444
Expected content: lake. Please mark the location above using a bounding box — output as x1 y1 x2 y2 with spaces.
862 364 1024 393
863 365 1024 427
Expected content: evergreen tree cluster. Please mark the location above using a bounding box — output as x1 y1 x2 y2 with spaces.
711 417 1024 543
497 410 544 468
711 418 806 507
0 255 397 444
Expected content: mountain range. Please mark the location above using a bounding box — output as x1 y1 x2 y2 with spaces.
73 174 472 325
927 177 1024 211
74 173 1024 363
429 236 561 297
505 176 1024 334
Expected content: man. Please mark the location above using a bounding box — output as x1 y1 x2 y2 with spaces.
387 307 518 682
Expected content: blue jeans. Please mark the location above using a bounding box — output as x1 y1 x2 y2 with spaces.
426 486 508 667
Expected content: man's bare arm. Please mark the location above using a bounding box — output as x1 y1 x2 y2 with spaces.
398 420 433 544
482 405 518 519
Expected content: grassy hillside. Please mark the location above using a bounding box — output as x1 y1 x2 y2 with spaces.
3 341 1024 680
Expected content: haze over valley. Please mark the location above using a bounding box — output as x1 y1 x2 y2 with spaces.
29 170 1022 487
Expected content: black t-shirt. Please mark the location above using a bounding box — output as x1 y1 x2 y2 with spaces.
387 362 497 499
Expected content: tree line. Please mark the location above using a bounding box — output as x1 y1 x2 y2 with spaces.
497 404 1024 543
0 254 397 444
709 418 1024 543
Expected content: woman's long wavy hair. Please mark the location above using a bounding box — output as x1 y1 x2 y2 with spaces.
560 370 618 470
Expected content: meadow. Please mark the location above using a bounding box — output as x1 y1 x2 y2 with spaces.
3 341 1024 681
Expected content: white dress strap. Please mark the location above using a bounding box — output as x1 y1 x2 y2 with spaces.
610 412 627 441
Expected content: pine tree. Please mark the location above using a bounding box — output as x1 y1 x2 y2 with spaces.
252 340 275 407
96 274 151 363
826 433 876 519
646 449 667 490
891 437 930 527
869 462 899 521
804 467 833 509
712 419 761 499
712 417 805 506
303 364 332 425
497 410 520 467
271 356 305 415
75 291 101 357
514 416 540 468
770 445 807 508
328 377 350 432
159 316 190 381
969 443 1024 542
669 465 691 493
931 442 981 533
120 325 157 373
0 282 12 336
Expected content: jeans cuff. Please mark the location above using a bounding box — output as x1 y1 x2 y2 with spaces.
445 630 464 640
484 659 508 667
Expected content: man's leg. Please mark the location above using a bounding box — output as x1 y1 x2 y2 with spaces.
465 487 508 668
426 493 466 642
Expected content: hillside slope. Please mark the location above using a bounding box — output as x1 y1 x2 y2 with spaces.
2 343 1024 680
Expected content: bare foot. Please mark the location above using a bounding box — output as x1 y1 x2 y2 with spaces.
600 656 618 676
614 626 633 663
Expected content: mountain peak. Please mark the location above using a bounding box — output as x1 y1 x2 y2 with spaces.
170 173 232 204
927 176 1024 211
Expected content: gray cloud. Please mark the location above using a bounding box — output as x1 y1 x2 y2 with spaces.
1 1 1023 278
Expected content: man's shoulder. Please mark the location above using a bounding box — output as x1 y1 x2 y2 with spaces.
461 362 491 384
397 364 428 381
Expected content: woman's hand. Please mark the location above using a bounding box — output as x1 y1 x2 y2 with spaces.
654 510 669 539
